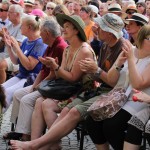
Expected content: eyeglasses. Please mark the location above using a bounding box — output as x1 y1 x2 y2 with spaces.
145 37 150 40
0 8 8 12
46 7 54 10
127 11 135 15
137 5 142 8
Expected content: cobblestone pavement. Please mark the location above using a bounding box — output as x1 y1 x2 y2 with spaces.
0 105 96 150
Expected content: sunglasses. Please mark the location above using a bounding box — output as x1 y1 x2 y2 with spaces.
46 7 54 10
127 11 135 15
145 37 150 40
0 8 8 12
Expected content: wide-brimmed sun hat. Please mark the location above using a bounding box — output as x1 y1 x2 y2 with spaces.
125 13 149 25
10 0 24 7
94 13 124 39
24 0 35 6
88 4 99 14
56 14 87 42
108 3 122 12
126 4 137 13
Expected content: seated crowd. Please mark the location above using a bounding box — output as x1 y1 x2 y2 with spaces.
0 0 150 150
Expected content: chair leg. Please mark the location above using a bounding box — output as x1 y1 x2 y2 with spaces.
79 130 85 150
11 123 15 131
77 129 80 142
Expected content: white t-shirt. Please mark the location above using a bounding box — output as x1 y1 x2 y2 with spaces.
0 23 26 59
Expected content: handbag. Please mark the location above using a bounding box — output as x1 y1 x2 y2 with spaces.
87 87 128 121
38 78 82 100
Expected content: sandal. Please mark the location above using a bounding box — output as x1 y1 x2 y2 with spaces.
3 132 23 140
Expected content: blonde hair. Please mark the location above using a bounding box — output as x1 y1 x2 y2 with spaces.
22 15 41 31
136 25 150 49
52 0 63 5
75 0 86 6
52 4 70 16
46 2 57 8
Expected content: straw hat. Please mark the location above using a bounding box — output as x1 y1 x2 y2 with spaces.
125 13 149 25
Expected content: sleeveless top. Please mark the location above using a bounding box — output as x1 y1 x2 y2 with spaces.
64 44 97 89
116 56 150 115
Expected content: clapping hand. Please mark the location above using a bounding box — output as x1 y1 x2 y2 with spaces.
79 58 98 74
10 36 20 52
115 51 127 67
2 28 12 47
122 40 135 60
39 56 58 69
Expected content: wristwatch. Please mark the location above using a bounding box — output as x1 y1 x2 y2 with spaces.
94 67 103 79
55 65 60 71
114 64 124 72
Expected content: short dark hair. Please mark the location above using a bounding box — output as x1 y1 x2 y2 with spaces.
135 21 145 27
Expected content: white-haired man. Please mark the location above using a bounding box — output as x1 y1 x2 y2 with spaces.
0 4 25 84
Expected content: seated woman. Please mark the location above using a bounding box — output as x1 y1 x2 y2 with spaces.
85 25 150 150
3 18 67 141
2 15 47 112
124 90 150 149
10 14 96 150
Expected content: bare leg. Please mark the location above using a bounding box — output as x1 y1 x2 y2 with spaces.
123 141 140 150
0 60 7 84
95 143 109 150
10 107 82 149
31 97 46 140
42 101 68 150
51 107 70 127
42 99 61 129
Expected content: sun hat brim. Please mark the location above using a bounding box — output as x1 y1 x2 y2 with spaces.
125 18 146 25
56 14 87 42
94 17 123 39
24 2 34 6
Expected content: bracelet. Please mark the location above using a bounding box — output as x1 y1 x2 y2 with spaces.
93 67 103 79
55 65 60 71
114 64 124 71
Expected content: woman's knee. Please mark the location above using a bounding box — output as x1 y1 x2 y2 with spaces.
61 107 70 115
0 59 7 70
34 97 44 110
67 107 81 120
42 99 58 111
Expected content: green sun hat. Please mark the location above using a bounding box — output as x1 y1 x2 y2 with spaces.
56 14 87 42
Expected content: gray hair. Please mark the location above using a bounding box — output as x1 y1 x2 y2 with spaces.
9 4 23 17
41 18 61 37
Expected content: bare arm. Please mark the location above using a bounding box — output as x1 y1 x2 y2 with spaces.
10 37 39 70
122 41 150 89
39 46 95 82
133 90 150 103
107 51 127 86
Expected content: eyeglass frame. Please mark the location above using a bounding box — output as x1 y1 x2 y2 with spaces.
46 7 54 10
127 11 136 15
145 37 150 40
0 8 8 12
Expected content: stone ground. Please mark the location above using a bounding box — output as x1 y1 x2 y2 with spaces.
0 105 149 150
0 105 96 150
